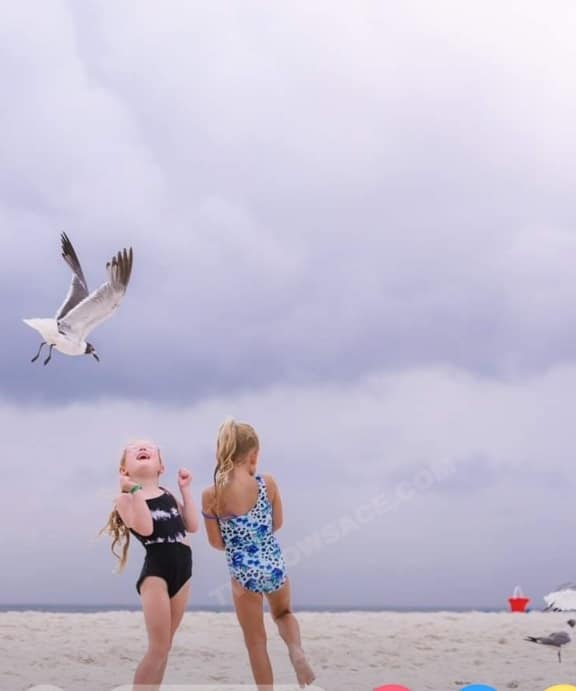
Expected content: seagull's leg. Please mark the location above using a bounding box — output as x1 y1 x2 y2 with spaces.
31 342 46 363
558 647 562 663
43 344 54 366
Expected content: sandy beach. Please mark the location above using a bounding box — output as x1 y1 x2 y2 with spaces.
2 610 576 690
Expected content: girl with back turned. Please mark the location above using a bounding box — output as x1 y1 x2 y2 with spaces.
202 419 315 690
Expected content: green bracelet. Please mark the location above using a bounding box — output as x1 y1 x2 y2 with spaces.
129 484 143 494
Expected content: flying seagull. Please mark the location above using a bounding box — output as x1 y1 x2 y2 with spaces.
525 619 576 663
23 233 134 365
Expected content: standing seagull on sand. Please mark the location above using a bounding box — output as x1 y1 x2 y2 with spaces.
525 619 576 663
23 233 133 365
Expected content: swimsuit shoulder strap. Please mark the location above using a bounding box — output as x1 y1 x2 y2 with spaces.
157 486 176 502
255 474 270 504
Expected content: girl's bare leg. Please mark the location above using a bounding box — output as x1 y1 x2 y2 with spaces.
133 577 172 691
265 579 315 688
169 578 191 644
231 578 273 691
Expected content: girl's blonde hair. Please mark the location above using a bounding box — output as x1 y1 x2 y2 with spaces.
213 418 259 515
99 445 162 573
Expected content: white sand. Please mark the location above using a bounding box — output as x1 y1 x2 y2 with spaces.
1 610 576 690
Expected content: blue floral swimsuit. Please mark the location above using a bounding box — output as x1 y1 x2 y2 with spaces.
217 474 287 594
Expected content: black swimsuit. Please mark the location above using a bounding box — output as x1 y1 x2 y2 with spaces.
130 487 192 598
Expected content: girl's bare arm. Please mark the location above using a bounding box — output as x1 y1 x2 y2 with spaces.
201 488 226 550
176 468 199 532
263 474 283 532
177 489 200 533
116 491 153 536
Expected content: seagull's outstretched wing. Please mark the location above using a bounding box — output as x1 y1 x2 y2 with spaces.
58 247 133 340
55 233 90 320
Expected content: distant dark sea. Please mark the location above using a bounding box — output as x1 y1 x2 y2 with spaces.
0 604 513 613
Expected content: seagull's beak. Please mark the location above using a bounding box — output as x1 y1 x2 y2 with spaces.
92 352 100 362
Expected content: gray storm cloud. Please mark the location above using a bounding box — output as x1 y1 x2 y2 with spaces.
1 1 576 403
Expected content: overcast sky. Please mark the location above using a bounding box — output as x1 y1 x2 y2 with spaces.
2 0 576 609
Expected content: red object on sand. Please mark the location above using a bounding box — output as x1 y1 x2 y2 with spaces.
508 596 530 612
373 686 412 691
508 585 530 612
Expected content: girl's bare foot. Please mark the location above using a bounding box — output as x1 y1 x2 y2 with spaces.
288 646 315 688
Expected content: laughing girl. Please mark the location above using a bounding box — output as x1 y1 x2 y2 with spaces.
101 439 199 691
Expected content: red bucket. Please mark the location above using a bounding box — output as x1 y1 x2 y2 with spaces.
508 596 530 612
508 585 530 612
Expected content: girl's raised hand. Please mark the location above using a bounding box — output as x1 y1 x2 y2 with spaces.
178 467 192 490
119 474 140 494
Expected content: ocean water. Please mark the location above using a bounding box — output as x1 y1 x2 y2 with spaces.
0 604 510 613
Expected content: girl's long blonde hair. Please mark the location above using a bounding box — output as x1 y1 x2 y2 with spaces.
99 448 131 573
213 418 259 515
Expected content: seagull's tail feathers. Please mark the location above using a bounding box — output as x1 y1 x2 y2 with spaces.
525 636 541 644
22 318 53 335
